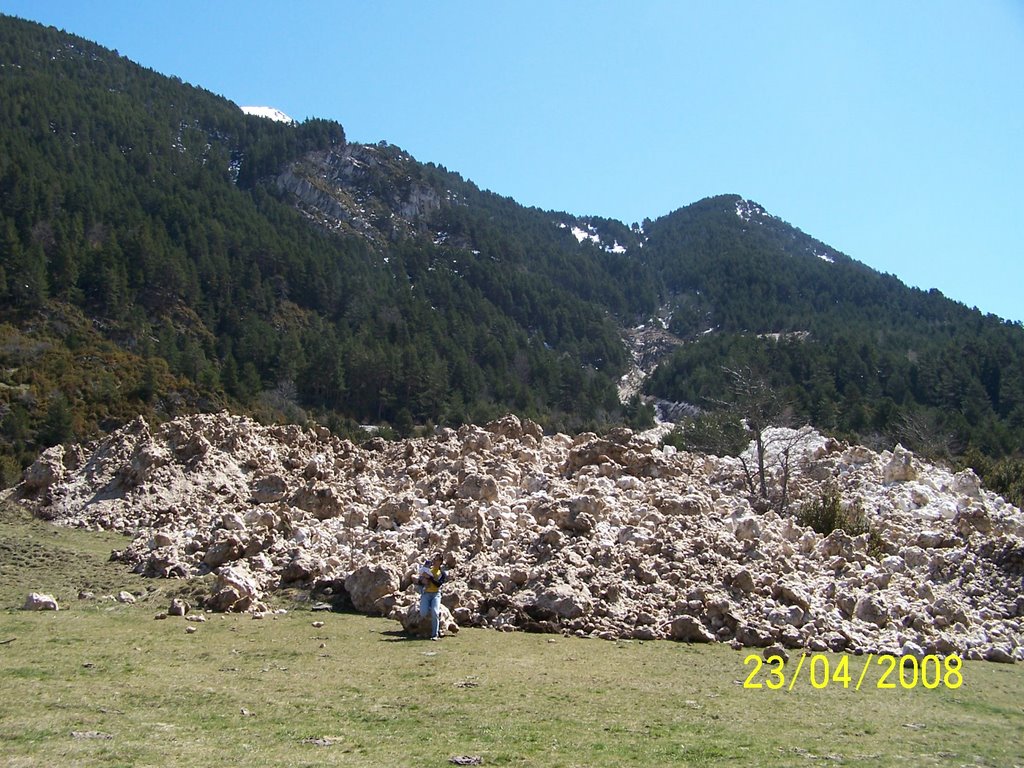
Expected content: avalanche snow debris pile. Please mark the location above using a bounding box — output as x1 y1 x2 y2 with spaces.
15 412 1024 661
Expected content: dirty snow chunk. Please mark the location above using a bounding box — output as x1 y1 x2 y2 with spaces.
883 445 918 483
168 598 190 616
208 564 262 612
733 515 761 542
23 592 59 611
345 564 399 613
401 602 459 638
531 584 592 620
668 616 715 642
19 447 67 495
302 737 340 747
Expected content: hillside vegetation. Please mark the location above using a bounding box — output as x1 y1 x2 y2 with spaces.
1 15 1023 504
0 16 647 484
643 197 1024 463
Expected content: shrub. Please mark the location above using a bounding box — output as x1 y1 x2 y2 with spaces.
796 485 869 537
965 449 1024 510
0 455 22 489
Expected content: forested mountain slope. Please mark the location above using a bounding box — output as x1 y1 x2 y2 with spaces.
0 15 652 484
1 15 1021 503
642 196 1024 469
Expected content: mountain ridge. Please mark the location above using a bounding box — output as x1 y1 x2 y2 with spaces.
1 14 1022 504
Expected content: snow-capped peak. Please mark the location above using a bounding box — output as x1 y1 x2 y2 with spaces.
241 105 295 124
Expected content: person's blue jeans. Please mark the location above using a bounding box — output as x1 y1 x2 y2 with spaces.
419 590 441 638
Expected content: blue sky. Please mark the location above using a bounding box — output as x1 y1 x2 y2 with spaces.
4 1 1023 322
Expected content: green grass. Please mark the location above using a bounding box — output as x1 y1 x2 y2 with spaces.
1 498 1022 767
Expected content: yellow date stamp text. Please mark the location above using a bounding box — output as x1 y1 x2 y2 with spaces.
743 652 964 691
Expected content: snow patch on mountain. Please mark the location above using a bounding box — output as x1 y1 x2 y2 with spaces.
735 198 767 223
560 222 627 254
241 105 295 124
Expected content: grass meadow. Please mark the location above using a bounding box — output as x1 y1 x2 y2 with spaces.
1 498 1021 767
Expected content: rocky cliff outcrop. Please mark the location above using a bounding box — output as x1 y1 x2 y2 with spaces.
277 144 442 243
14 412 1024 661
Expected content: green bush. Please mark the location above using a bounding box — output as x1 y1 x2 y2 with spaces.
0 454 22 489
796 485 870 537
984 457 1024 509
963 448 1024 509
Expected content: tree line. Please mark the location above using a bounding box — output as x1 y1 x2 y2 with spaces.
1 17 1022 508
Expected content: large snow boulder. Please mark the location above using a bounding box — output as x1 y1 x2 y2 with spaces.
23 592 59 611
399 602 460 638
344 564 399 614
207 565 262 612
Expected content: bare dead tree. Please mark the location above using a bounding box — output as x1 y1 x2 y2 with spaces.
722 366 792 502
763 425 818 513
896 410 958 464
679 365 810 512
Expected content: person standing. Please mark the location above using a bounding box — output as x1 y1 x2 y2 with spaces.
418 552 448 640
